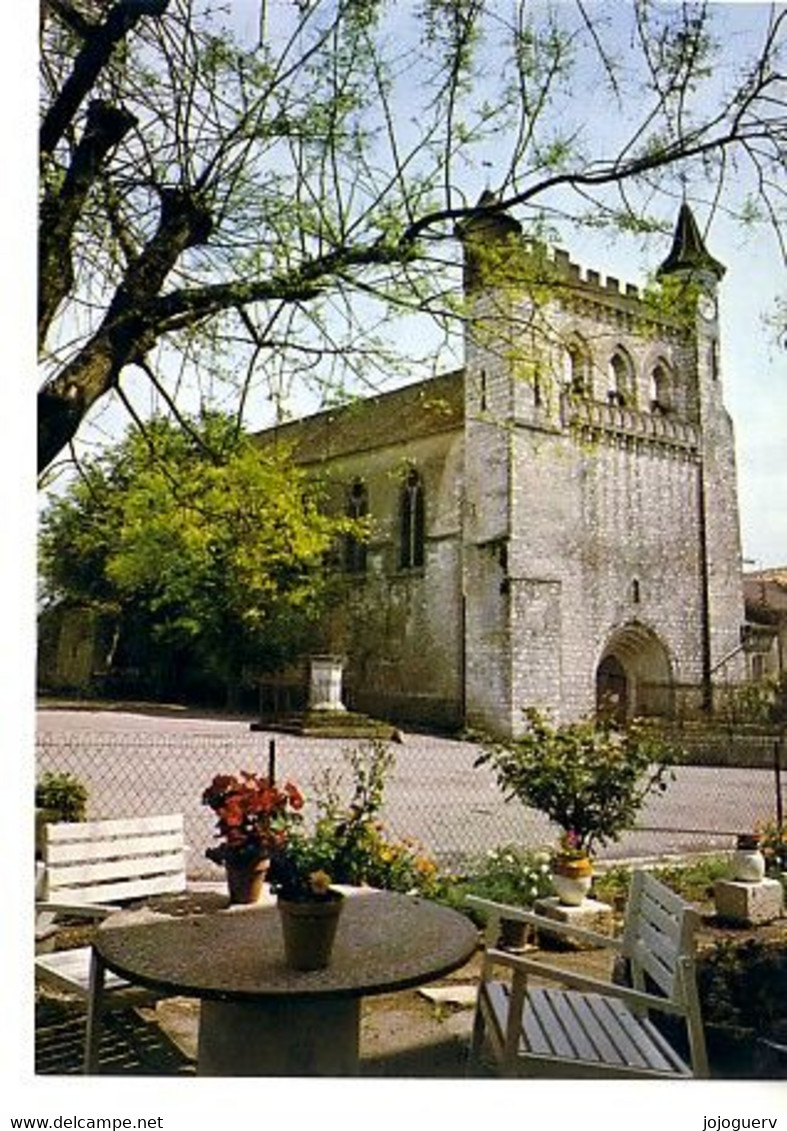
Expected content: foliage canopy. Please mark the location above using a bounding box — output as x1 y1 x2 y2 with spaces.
39 411 363 697
38 0 786 479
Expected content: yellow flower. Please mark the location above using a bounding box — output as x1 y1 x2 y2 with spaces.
308 870 332 894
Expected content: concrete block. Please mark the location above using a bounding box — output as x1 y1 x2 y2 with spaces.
418 985 477 1008
533 896 614 950
713 878 784 925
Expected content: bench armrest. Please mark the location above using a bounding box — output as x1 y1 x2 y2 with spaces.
36 900 120 920
466 894 622 951
484 948 686 1018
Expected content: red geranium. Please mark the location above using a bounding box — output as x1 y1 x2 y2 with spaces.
202 770 304 866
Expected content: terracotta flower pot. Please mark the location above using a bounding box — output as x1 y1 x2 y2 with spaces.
497 917 528 952
277 893 344 971
225 857 269 905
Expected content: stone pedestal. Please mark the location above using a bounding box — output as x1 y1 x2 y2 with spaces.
198 997 360 1076
713 878 784 925
533 896 614 950
308 654 346 712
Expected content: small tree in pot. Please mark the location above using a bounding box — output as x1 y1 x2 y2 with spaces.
475 708 679 874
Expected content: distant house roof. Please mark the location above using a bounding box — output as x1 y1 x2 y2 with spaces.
253 369 465 466
744 569 787 624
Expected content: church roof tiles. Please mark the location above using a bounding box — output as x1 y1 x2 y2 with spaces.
253 368 464 464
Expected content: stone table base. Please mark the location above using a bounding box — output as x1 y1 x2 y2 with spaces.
198 997 360 1076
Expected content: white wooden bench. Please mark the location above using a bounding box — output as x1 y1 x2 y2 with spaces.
466 870 709 1079
35 813 191 1072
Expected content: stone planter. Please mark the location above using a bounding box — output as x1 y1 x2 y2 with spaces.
732 835 766 883
308 655 347 712
552 855 593 906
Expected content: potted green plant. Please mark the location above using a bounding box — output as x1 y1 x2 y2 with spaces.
35 771 88 858
268 831 344 971
475 708 679 902
201 771 304 904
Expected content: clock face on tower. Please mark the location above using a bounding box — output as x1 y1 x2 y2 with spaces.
697 293 717 322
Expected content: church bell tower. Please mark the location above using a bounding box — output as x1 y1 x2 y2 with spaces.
657 205 746 702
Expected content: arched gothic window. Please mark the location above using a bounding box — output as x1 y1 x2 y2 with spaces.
608 348 634 407
399 468 425 570
344 479 368 573
566 338 591 397
650 362 672 413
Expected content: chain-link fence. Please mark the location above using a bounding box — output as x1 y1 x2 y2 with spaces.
35 719 785 877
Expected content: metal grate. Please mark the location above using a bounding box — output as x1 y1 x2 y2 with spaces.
35 725 784 877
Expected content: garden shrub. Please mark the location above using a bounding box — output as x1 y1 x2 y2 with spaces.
699 936 787 1037
35 771 88 822
757 818 787 873
475 708 679 855
307 740 449 898
465 844 554 906
593 856 733 909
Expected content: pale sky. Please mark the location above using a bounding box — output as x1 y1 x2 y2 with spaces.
29 0 787 568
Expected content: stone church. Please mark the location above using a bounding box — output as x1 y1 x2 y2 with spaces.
255 199 747 737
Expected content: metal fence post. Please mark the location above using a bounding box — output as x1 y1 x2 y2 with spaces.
775 735 784 831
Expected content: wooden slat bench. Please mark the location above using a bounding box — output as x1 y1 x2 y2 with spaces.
34 813 192 1072
39 812 187 906
466 870 709 1079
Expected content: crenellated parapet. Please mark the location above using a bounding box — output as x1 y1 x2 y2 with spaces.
562 393 699 454
532 244 690 338
550 246 643 301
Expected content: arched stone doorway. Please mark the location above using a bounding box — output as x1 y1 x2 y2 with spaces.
596 655 628 723
596 624 674 721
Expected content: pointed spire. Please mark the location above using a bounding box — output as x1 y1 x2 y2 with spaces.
455 191 524 291
455 189 522 241
657 203 726 281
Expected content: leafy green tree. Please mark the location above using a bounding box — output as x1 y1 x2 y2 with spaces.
39 412 363 701
475 707 679 855
38 1 786 478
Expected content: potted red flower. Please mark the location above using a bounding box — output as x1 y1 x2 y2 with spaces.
202 771 304 904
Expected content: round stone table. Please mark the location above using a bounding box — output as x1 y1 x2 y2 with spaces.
94 888 478 1076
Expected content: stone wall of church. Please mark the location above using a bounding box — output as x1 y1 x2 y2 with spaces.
254 214 747 738
313 429 466 729
507 427 707 723
689 331 748 683
461 290 520 734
